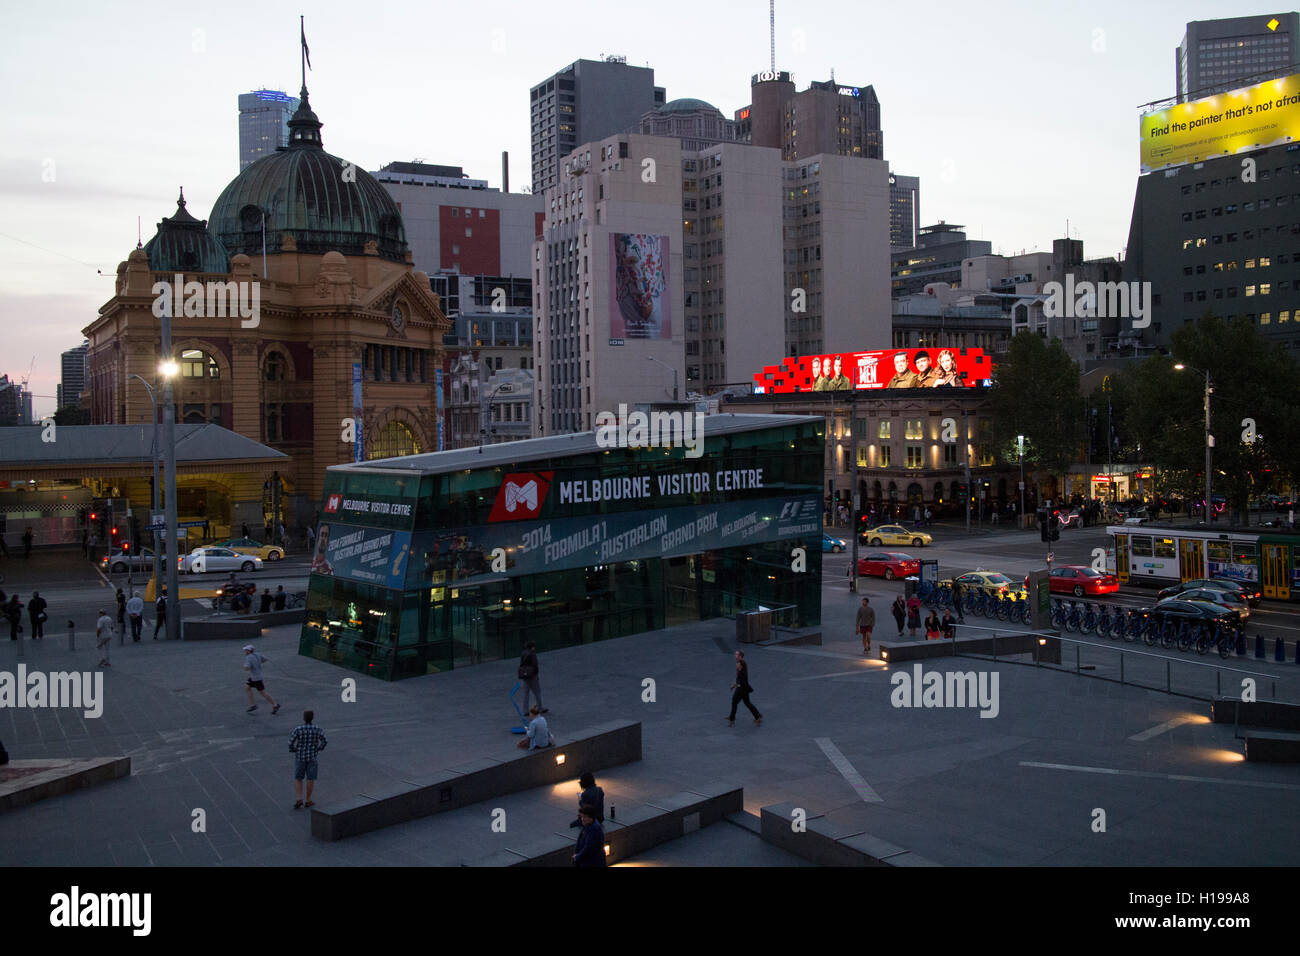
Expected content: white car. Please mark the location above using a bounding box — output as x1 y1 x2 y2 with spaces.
179 547 263 574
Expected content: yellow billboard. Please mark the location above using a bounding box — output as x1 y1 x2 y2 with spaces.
1140 73 1300 174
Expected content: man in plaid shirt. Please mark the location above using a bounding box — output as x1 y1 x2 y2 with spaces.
289 710 328 809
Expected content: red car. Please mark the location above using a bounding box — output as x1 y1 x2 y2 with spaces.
1025 565 1119 597
857 552 920 580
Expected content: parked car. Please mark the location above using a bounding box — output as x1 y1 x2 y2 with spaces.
856 552 920 580
1025 565 1118 597
822 534 846 553
99 547 158 574
1159 587 1250 621
179 547 263 574
1156 577 1261 607
858 524 932 547
938 570 1027 601
1141 599 1241 626
211 537 285 561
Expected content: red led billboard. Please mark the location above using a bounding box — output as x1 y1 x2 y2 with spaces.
753 347 993 393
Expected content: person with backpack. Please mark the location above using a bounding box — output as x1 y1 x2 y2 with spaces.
517 641 546 714
890 594 907 638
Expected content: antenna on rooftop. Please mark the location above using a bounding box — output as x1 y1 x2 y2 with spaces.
770 0 775 72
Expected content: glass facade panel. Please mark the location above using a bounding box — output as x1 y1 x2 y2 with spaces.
300 419 825 679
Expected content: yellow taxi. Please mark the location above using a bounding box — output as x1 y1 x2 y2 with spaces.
212 537 285 561
858 524 933 547
938 570 1028 601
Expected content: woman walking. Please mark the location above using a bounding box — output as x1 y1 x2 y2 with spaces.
890 595 906 638
906 594 922 639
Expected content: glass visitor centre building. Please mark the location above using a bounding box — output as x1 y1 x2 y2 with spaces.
299 414 824 680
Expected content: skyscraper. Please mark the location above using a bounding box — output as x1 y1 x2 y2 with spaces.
736 73 883 162
889 174 920 251
238 90 299 169
59 340 89 410
529 58 665 196
1177 13 1299 102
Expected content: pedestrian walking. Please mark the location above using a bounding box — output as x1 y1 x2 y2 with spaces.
264 522 272 543
273 585 286 611
86 532 98 563
81 528 88 557
21 527 33 558
153 589 167 639
0 532 8 559
242 644 280 714
115 588 126 636
924 610 941 640
306 525 316 552
727 650 762 726
95 608 113 666
569 772 605 828
278 523 287 548
941 609 957 640
517 706 554 750
951 580 965 622
259 588 273 613
27 591 47 640
856 596 875 654
288 710 327 809
5 595 23 640
241 522 250 540
517 641 546 713
924 507 932 527
126 590 144 641
572 804 607 867
906 594 922 638
890 594 906 637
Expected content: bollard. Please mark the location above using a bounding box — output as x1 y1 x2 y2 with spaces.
1236 632 1247 656
1276 637 1287 663
1255 633 1266 659
67 620 75 652
15 624 23 658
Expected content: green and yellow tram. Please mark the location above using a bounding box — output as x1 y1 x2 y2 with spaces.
1107 524 1299 601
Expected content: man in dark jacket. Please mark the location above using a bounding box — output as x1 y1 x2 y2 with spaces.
572 805 607 867
569 772 605 828
727 650 763 727
4 595 23 640
518 641 546 713
27 592 47 640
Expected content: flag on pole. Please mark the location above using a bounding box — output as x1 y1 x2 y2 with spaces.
301 19 311 71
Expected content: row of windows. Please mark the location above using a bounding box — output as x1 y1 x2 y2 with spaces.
1182 195 1300 219
850 444 992 470
1182 284 1287 301
361 344 431 384
1180 223 1300 247
1180 163 1300 193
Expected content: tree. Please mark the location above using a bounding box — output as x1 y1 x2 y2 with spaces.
989 332 1083 501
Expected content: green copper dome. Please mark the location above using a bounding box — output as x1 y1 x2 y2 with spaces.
143 188 230 274
209 87 408 263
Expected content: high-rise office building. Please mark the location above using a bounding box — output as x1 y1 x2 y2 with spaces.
639 98 738 151
889 174 920 251
58 341 89 410
1177 13 1299 101
238 90 299 169
736 73 883 162
532 131 891 435
529 57 665 196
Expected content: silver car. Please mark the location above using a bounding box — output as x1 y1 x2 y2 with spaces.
179 547 263 574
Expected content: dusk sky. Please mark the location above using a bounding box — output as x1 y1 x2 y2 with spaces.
0 1 1273 414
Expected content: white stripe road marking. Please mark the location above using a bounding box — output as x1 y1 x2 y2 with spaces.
815 737 883 803
1019 761 1300 791
1128 717 1194 741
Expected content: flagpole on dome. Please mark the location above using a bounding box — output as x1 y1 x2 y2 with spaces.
300 15 311 95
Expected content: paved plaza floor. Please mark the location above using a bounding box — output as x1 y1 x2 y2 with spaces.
2 543 1298 866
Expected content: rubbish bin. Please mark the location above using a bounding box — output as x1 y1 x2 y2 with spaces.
736 610 771 644
904 575 920 599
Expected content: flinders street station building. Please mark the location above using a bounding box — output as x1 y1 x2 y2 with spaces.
84 86 449 533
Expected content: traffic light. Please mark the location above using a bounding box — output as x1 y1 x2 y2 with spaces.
1049 509 1061 541
1039 511 1050 543
110 526 121 550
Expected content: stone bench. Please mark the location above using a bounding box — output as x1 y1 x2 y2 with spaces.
1211 698 1300 730
183 618 263 641
311 720 642 841
0 757 131 813
1243 734 1300 763
878 632 1060 664
759 802 941 866
466 783 744 866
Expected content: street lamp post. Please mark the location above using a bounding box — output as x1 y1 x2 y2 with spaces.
645 355 679 401
963 405 972 532
1174 363 1213 523
1018 434 1026 529
160 314 181 641
129 374 161 592
846 389 861 593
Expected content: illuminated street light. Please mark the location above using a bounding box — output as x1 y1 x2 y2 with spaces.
1174 363 1213 523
